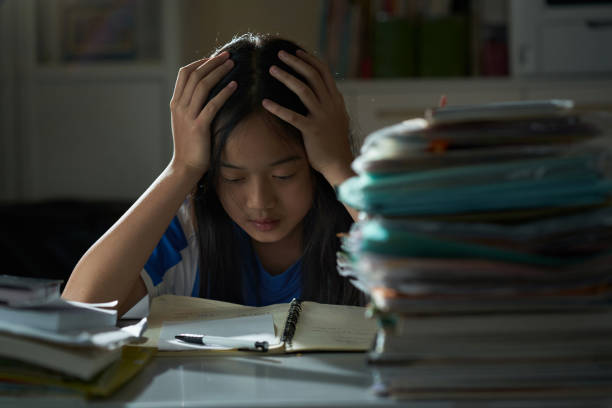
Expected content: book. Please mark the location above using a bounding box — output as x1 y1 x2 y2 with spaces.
425 99 575 125
368 286 612 315
0 297 117 332
338 100 612 400
370 358 612 399
137 295 377 354
352 115 600 175
368 304 612 363
0 346 154 397
369 330 612 361
339 153 612 216
375 310 612 337
0 331 122 381
0 312 146 349
0 275 62 307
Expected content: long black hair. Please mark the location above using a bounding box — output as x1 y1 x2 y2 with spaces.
194 33 364 306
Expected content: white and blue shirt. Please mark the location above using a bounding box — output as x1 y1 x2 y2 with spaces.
139 198 302 306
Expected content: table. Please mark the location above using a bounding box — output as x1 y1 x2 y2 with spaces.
2 353 612 408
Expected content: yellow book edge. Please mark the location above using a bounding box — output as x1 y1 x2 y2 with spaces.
0 346 154 398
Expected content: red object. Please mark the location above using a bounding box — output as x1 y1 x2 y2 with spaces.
360 56 373 78
438 94 447 108
481 40 509 76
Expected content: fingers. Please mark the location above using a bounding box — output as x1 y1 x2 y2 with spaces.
277 50 328 100
171 57 208 105
179 52 231 108
187 58 235 118
295 49 340 99
269 65 320 114
262 98 308 132
196 81 238 126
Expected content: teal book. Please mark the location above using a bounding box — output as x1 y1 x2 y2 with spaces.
352 219 596 268
339 154 612 215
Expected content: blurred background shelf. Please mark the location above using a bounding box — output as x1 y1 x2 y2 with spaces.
338 77 612 143
1 0 612 202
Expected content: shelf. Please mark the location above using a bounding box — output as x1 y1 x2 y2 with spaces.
338 76 612 89
31 62 170 81
337 76 612 139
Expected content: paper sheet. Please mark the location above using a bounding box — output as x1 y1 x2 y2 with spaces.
0 317 147 348
158 314 277 351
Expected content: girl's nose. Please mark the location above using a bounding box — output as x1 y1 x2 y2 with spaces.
246 179 276 210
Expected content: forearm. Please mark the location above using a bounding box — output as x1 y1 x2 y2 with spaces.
62 163 201 308
324 161 359 222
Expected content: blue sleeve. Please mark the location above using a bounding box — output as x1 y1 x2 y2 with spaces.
144 216 189 285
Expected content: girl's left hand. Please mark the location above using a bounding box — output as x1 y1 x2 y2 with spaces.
262 49 355 187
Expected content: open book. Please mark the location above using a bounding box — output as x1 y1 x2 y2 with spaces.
138 295 377 354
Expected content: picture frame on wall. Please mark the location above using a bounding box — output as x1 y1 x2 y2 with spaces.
61 1 138 61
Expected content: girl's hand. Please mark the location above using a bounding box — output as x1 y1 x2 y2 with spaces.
262 49 355 187
169 52 237 180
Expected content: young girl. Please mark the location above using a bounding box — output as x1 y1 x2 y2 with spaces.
62 33 364 316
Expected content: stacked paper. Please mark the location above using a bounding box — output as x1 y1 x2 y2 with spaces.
0 275 150 397
337 100 612 399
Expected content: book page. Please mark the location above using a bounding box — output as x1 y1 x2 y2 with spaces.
287 302 377 352
139 295 291 351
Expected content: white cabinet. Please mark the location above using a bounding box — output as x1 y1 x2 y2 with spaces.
510 0 612 76
1 0 180 201
339 78 612 148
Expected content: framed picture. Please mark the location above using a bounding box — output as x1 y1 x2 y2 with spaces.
62 1 137 61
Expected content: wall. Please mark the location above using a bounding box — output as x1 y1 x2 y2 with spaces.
0 0 323 202
179 0 322 64
2 0 180 202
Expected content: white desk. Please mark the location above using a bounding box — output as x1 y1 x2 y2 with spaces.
2 353 612 408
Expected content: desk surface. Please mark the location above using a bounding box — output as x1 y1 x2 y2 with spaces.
3 353 612 408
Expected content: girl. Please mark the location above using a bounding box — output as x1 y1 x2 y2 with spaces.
62 33 364 316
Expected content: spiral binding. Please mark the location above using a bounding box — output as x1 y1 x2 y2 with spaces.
281 298 303 346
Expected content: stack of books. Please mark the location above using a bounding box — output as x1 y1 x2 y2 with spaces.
337 100 612 399
0 275 151 397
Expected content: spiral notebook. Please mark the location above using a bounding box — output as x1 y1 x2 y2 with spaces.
139 295 377 354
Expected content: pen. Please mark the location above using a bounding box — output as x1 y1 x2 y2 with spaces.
175 334 269 352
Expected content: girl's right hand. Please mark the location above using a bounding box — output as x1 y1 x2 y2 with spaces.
169 51 237 179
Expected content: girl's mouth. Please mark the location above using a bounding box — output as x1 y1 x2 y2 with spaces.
250 219 280 231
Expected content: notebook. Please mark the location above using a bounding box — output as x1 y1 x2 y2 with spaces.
0 331 122 381
424 99 574 125
138 295 377 354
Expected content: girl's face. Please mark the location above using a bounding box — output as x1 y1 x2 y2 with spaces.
216 113 314 244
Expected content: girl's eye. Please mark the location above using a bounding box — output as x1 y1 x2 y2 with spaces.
222 177 245 183
273 174 295 180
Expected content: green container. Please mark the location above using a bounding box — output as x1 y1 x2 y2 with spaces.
373 18 417 78
418 16 469 77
